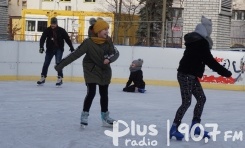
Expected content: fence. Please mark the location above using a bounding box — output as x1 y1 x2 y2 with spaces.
231 21 245 48
1 41 245 91
5 20 245 48
8 17 184 47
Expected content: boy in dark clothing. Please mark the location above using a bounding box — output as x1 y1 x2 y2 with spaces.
169 16 232 140
123 59 146 93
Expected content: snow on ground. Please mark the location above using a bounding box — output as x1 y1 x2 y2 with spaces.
0 81 245 148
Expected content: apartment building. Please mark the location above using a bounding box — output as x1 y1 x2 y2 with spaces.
0 0 8 39
7 0 241 49
8 0 145 45
231 0 245 47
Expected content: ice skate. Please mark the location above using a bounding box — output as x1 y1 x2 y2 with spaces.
101 111 116 127
56 76 63 87
37 75 45 86
138 88 146 93
191 121 210 139
80 111 89 128
169 124 184 141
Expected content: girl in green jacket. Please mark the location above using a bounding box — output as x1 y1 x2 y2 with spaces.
55 19 119 127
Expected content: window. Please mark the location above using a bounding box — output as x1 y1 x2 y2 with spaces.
232 11 236 20
85 0 96 2
219 0 232 16
237 11 243 20
232 10 245 20
171 8 183 18
22 0 27 8
65 6 72 10
37 21 47 32
26 21 36 31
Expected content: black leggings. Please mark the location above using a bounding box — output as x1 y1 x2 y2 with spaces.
83 83 109 112
173 72 206 125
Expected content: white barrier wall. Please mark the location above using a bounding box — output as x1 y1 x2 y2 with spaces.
0 41 244 90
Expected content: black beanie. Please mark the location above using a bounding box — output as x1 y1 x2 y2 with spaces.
51 17 58 24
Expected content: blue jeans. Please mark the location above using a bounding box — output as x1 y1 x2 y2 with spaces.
41 49 63 78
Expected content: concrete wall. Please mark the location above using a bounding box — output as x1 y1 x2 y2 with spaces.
233 0 245 10
0 0 7 6
231 21 245 47
0 0 8 39
22 0 143 14
8 0 22 16
27 0 116 12
0 41 245 91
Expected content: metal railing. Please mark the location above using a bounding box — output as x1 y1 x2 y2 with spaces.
231 37 245 48
1 33 183 47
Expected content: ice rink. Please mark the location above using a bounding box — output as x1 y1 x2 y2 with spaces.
0 81 245 148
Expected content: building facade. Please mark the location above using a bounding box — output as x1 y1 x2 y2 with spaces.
182 0 232 49
231 0 245 48
0 0 8 39
8 0 141 45
27 0 107 12
6 0 244 49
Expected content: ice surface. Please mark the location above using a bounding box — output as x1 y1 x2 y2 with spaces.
0 81 244 148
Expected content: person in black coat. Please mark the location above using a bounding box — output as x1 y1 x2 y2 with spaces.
123 59 146 93
169 16 232 140
37 17 75 86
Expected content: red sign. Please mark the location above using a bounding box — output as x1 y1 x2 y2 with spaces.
172 26 181 31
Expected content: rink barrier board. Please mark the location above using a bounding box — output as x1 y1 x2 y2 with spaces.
1 41 245 91
0 75 244 91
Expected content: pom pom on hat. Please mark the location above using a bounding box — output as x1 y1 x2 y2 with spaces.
89 18 96 25
132 59 144 67
194 16 213 49
194 16 212 38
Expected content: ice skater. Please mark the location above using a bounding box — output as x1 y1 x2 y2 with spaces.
37 17 75 86
55 19 119 127
170 16 232 140
123 59 146 93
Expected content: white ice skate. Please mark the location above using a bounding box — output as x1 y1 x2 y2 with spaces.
37 76 45 86
56 76 63 87
101 111 116 127
80 111 89 128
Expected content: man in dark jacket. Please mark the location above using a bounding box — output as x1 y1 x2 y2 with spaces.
169 16 232 141
37 17 75 86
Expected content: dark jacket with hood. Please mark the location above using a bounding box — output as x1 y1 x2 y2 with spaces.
177 32 231 78
126 70 145 89
40 26 74 52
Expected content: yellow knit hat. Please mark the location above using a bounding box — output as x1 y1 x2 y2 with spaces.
93 20 109 34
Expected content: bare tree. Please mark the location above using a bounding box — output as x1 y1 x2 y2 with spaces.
168 0 184 47
145 0 153 46
103 0 123 44
121 0 142 45
104 0 142 45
